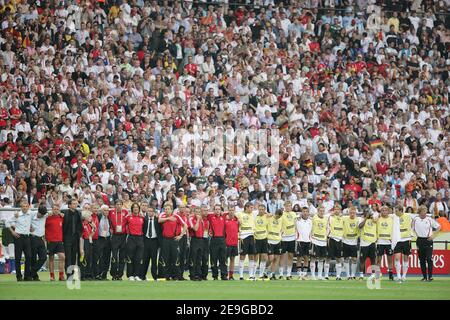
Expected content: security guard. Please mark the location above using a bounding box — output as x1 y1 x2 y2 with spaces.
254 204 269 279
376 206 394 280
342 207 360 279
30 205 48 281
393 205 412 282
359 208 378 279
311 206 327 280
280 201 297 280
267 209 283 280
7 199 33 281
326 204 344 280
237 202 256 280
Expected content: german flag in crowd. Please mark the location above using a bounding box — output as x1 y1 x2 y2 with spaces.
370 139 384 148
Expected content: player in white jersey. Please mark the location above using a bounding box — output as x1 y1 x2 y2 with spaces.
295 207 312 280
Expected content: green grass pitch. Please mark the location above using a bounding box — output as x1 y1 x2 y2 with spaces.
1 274 450 300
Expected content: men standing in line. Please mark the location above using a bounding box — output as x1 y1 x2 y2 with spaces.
30 205 48 281
207 204 228 280
141 205 161 281
109 200 128 281
62 199 82 278
7 199 33 281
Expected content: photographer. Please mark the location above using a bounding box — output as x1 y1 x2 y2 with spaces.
358 207 378 279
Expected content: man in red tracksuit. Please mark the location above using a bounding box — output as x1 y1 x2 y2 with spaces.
109 200 128 280
125 203 144 281
176 206 189 280
45 205 65 281
225 207 239 280
80 212 95 281
207 204 228 280
188 207 208 281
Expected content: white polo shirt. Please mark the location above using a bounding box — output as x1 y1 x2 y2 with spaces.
413 216 440 238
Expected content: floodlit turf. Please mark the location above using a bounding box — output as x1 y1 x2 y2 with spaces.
1 274 449 300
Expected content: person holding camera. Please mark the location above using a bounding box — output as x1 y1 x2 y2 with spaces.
358 207 378 280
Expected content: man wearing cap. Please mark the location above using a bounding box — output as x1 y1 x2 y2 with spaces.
30 204 48 281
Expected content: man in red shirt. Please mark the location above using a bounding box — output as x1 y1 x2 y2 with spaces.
80 211 96 281
184 56 198 77
45 204 65 281
125 203 144 281
109 199 128 280
176 205 190 281
207 204 228 280
188 207 208 281
376 156 389 175
158 203 186 280
225 207 239 280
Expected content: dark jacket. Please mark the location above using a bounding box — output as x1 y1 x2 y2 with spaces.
62 209 83 243
142 215 163 243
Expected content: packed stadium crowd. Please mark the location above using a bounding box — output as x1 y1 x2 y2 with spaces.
0 0 450 283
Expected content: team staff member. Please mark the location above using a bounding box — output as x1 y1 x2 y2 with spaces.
310 206 328 280
280 201 297 280
267 209 283 280
225 207 239 280
96 205 111 280
109 200 128 281
394 205 413 282
342 207 360 280
200 206 210 280
327 205 344 280
254 204 269 280
413 205 441 282
141 205 161 281
236 202 257 280
30 205 48 281
125 203 145 281
45 204 65 281
207 204 228 280
296 207 312 280
376 206 394 281
7 199 33 281
62 199 82 278
90 205 101 280
359 208 378 279
177 206 190 280
189 207 207 281
80 211 95 281
158 204 187 281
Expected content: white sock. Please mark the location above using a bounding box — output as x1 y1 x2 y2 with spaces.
324 262 330 278
402 261 409 278
248 260 255 278
287 263 292 277
395 260 401 278
345 260 350 278
351 262 358 277
259 261 266 278
318 261 324 278
239 260 244 278
310 259 316 277
279 266 284 277
336 262 342 278
297 268 302 277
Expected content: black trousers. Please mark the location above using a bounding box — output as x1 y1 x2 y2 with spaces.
80 240 93 279
160 238 180 279
14 235 32 280
110 234 126 278
64 237 80 276
141 237 159 280
417 237 434 279
30 236 47 279
189 237 204 278
178 235 188 276
96 236 111 279
210 237 227 279
201 238 210 278
126 235 144 278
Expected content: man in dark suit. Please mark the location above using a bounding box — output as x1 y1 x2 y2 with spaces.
141 204 162 281
62 199 82 277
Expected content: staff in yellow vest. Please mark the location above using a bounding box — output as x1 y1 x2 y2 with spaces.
236 202 257 280
326 204 344 280
254 204 269 280
393 205 413 282
295 207 312 280
358 208 378 279
342 207 361 280
376 206 394 281
311 206 328 280
280 201 297 280
267 209 283 280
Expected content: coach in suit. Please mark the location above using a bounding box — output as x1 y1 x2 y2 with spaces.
62 199 82 277
141 205 162 280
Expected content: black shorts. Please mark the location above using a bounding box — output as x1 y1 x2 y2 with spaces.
360 243 377 261
227 246 238 258
240 236 256 255
327 238 343 259
312 243 327 257
1 227 14 246
394 240 411 255
255 239 268 254
267 243 282 255
377 244 393 256
47 241 64 255
296 241 311 256
342 243 358 258
281 240 296 254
